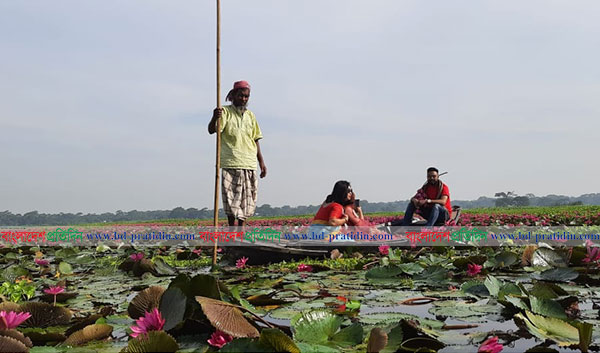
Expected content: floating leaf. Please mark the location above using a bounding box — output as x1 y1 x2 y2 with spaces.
365 267 405 279
497 283 523 301
516 311 579 346
21 302 72 328
122 330 179 353
400 337 445 352
291 310 342 344
494 251 519 268
58 262 73 275
0 336 28 353
63 324 113 346
153 258 176 276
381 323 404 353
532 248 568 268
529 282 568 299
533 268 578 282
0 329 33 348
246 294 288 307
501 295 529 311
258 328 300 353
128 286 165 319
295 342 340 353
330 323 363 347
159 287 188 331
397 263 424 275
530 297 567 320
484 275 502 297
461 281 489 298
195 296 259 338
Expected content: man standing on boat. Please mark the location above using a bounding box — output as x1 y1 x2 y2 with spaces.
208 80 267 226
401 167 452 226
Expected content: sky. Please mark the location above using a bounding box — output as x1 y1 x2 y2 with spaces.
1 1 599 214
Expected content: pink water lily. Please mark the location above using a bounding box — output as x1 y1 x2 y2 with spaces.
44 285 65 296
467 263 482 276
297 264 313 272
478 336 503 353
0 311 31 329
192 248 202 256
378 244 390 256
583 246 600 263
44 285 65 306
207 330 233 348
236 256 249 269
35 258 49 266
130 308 165 338
130 252 144 262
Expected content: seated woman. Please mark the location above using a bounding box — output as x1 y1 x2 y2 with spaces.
344 192 370 227
307 180 352 236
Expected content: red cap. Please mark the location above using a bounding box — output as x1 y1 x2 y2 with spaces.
233 80 250 90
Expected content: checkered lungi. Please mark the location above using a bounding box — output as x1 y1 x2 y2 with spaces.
221 168 258 220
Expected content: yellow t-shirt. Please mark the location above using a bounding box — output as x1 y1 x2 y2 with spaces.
219 105 263 169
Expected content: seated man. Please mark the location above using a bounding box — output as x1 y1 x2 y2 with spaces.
402 167 452 226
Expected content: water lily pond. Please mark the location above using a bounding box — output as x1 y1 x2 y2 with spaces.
2 243 600 352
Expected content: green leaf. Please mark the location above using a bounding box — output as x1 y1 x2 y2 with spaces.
494 251 518 268
484 275 502 297
530 297 567 319
461 281 489 298
529 282 568 299
533 268 579 282
153 258 177 276
572 321 593 353
259 328 300 353
397 263 424 275
159 287 188 331
501 295 529 311
296 342 340 353
330 323 363 347
515 311 579 346
291 310 343 344
365 266 406 279
532 248 568 268
497 283 523 301
123 330 179 353
58 262 73 275
381 323 404 353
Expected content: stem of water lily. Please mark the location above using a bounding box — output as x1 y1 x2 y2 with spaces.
53 295 57 306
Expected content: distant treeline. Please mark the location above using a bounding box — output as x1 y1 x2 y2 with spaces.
2 193 599 226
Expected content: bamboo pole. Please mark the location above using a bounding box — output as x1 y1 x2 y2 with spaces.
212 0 221 266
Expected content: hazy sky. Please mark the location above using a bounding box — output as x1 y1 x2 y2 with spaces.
2 1 599 214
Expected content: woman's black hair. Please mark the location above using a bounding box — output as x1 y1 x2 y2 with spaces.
325 180 352 205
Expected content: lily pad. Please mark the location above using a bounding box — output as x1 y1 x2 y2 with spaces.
291 310 343 344
515 311 580 346
533 268 578 282
532 248 568 268
258 328 300 353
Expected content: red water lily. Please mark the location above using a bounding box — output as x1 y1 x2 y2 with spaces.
583 242 600 264
0 311 31 329
44 285 65 306
192 248 202 256
478 336 503 353
130 308 165 338
467 263 482 276
207 330 233 348
297 264 313 272
236 256 249 269
130 252 144 262
378 244 390 256
35 258 49 266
